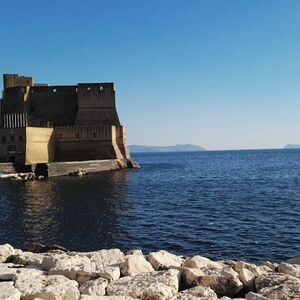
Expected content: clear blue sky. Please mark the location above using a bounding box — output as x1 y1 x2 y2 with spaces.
0 0 300 150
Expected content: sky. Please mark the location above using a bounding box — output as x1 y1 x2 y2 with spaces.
0 0 300 150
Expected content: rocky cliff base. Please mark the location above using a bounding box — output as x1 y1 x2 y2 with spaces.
0 244 299 299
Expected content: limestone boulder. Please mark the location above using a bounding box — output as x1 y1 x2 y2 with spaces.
278 262 300 279
287 257 300 265
89 249 125 267
182 266 243 297
233 261 259 276
14 273 80 300
13 251 45 266
44 252 121 283
259 261 278 271
168 286 218 299
0 263 45 281
147 250 183 270
79 278 108 296
106 269 180 299
0 244 15 263
0 281 21 300
245 292 269 300
120 255 154 277
238 268 255 290
80 296 137 300
255 273 300 300
183 256 224 270
126 250 143 256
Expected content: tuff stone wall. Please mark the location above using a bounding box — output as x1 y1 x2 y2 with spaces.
75 83 120 125
25 127 54 165
0 74 135 172
0 128 26 165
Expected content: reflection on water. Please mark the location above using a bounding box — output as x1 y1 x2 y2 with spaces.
0 170 130 250
0 150 300 263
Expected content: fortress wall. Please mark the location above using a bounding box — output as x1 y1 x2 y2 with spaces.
53 125 118 162
75 83 120 125
2 113 28 128
0 128 26 165
112 126 131 160
28 86 78 126
2 87 27 114
3 74 33 89
25 127 54 165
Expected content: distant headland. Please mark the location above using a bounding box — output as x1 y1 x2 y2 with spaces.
129 144 206 153
284 144 300 149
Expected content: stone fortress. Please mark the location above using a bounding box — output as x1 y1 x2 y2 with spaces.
0 74 137 177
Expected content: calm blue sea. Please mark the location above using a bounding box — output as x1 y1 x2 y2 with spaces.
0 149 299 263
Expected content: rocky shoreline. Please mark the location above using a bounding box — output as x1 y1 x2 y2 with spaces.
0 244 299 299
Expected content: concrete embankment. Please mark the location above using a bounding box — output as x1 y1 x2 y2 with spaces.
0 243 299 299
0 159 139 179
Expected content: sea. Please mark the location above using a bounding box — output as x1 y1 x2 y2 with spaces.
0 149 299 264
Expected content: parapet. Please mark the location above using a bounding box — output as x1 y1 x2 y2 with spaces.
3 74 33 89
3 74 48 90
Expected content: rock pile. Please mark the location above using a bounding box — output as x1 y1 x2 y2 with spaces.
0 244 299 299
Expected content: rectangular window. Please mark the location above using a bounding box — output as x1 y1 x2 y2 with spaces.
2 137 6 142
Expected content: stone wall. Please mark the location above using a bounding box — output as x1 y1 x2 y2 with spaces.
28 86 78 126
0 162 16 173
0 128 26 165
47 159 124 177
25 127 54 165
75 83 120 126
3 74 33 89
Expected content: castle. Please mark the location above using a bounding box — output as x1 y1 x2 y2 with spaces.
0 74 137 177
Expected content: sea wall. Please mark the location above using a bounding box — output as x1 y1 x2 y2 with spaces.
46 159 126 177
0 244 299 299
0 162 15 174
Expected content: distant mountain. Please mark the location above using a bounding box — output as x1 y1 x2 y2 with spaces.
284 144 300 149
129 144 206 153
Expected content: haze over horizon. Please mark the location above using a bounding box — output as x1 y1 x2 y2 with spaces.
1 0 300 150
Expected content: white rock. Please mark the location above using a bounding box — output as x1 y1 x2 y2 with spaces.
255 273 300 300
238 268 255 289
182 266 243 297
147 250 183 270
183 256 224 270
126 250 143 256
245 291 269 300
14 274 80 300
259 261 278 271
13 251 44 266
233 261 259 275
80 296 136 300
168 285 218 299
0 281 21 300
79 278 108 296
120 255 154 276
107 269 180 299
89 249 125 266
0 244 15 263
44 252 121 282
0 263 45 281
278 262 300 279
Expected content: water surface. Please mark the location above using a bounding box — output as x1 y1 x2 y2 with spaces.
0 149 299 263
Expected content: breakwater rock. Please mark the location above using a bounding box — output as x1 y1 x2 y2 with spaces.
0 244 299 299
